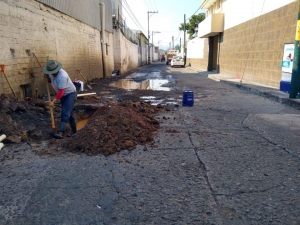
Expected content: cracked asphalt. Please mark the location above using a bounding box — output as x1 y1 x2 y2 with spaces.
1 63 300 225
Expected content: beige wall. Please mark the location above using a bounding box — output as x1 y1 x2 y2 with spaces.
186 38 209 71
0 0 111 97
190 2 297 88
113 29 138 74
219 2 297 87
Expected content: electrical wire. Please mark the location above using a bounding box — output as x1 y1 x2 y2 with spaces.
175 30 182 41
121 0 147 34
147 0 155 11
143 0 152 10
123 0 145 29
153 0 158 11
186 6 201 21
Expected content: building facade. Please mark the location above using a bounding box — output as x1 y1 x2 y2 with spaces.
0 0 114 98
191 0 297 88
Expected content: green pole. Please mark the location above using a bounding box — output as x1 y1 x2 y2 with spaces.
184 14 186 66
289 0 300 98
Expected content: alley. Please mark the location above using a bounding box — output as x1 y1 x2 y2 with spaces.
0 63 300 225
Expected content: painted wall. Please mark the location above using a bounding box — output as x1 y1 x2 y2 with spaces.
37 0 113 33
0 0 112 97
187 37 205 58
222 0 296 30
134 31 148 66
113 29 138 74
186 37 208 71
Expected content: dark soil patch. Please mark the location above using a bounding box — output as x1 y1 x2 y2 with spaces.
50 101 161 156
0 69 174 157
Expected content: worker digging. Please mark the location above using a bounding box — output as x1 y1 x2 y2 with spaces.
43 60 78 139
0 69 168 156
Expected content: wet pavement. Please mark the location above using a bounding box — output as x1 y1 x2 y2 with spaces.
1 62 300 224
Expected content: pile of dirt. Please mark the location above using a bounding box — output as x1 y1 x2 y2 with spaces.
53 101 162 156
0 94 36 143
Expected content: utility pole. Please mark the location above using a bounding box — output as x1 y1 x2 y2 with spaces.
184 14 186 66
172 36 174 49
290 0 300 98
169 42 171 50
148 11 158 64
152 31 160 62
180 38 181 53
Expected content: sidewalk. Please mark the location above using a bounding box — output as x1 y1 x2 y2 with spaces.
205 72 300 110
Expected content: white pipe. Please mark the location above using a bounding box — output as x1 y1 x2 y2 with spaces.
0 134 6 142
100 2 107 78
100 2 105 44
0 143 4 151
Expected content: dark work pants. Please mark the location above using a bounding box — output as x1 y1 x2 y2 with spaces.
59 91 77 134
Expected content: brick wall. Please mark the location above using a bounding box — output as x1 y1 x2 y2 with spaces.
219 2 297 88
0 0 113 97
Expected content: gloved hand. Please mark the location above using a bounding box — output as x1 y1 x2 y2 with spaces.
49 101 55 108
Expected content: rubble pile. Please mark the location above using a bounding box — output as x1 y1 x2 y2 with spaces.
58 101 161 156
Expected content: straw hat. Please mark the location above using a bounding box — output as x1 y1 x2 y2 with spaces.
43 60 62 74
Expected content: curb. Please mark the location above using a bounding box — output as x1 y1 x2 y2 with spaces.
220 80 300 110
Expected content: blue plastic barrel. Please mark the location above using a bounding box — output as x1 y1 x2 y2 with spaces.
279 81 291 94
182 90 194 106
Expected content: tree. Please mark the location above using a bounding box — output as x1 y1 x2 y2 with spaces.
179 13 205 40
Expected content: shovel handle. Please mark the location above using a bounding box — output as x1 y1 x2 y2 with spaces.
0 64 5 73
0 64 17 97
32 54 56 129
76 69 88 83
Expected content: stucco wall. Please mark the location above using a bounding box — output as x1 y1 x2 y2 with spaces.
113 29 138 74
219 2 297 87
0 0 110 97
222 0 296 30
186 38 209 71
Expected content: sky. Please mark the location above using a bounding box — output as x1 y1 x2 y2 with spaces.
122 0 204 50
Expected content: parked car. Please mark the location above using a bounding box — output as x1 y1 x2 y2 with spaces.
170 56 185 68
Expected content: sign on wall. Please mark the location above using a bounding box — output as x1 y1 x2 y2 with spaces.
280 43 294 93
281 43 294 74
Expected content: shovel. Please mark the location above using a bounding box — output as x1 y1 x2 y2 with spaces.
32 53 56 130
76 69 92 89
0 64 17 98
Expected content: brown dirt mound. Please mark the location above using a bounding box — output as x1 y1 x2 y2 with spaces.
55 101 161 156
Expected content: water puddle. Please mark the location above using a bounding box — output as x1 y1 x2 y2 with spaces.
76 119 88 130
140 96 180 106
110 72 173 91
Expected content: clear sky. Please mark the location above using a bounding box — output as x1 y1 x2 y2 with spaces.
122 0 204 50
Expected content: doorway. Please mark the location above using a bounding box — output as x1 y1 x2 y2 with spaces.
207 35 219 72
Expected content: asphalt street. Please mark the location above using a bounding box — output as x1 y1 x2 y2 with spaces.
0 63 300 225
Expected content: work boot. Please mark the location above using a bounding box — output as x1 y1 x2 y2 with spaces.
67 131 76 137
53 132 64 139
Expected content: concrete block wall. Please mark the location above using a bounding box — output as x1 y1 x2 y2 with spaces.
0 0 110 97
113 29 138 74
219 2 297 88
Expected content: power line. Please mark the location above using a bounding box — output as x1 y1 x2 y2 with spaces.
147 0 155 11
143 0 152 10
153 0 158 11
174 30 182 41
121 0 146 34
186 6 201 21
123 0 145 30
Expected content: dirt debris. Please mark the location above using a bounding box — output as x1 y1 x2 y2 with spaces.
53 101 161 156
0 92 164 156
